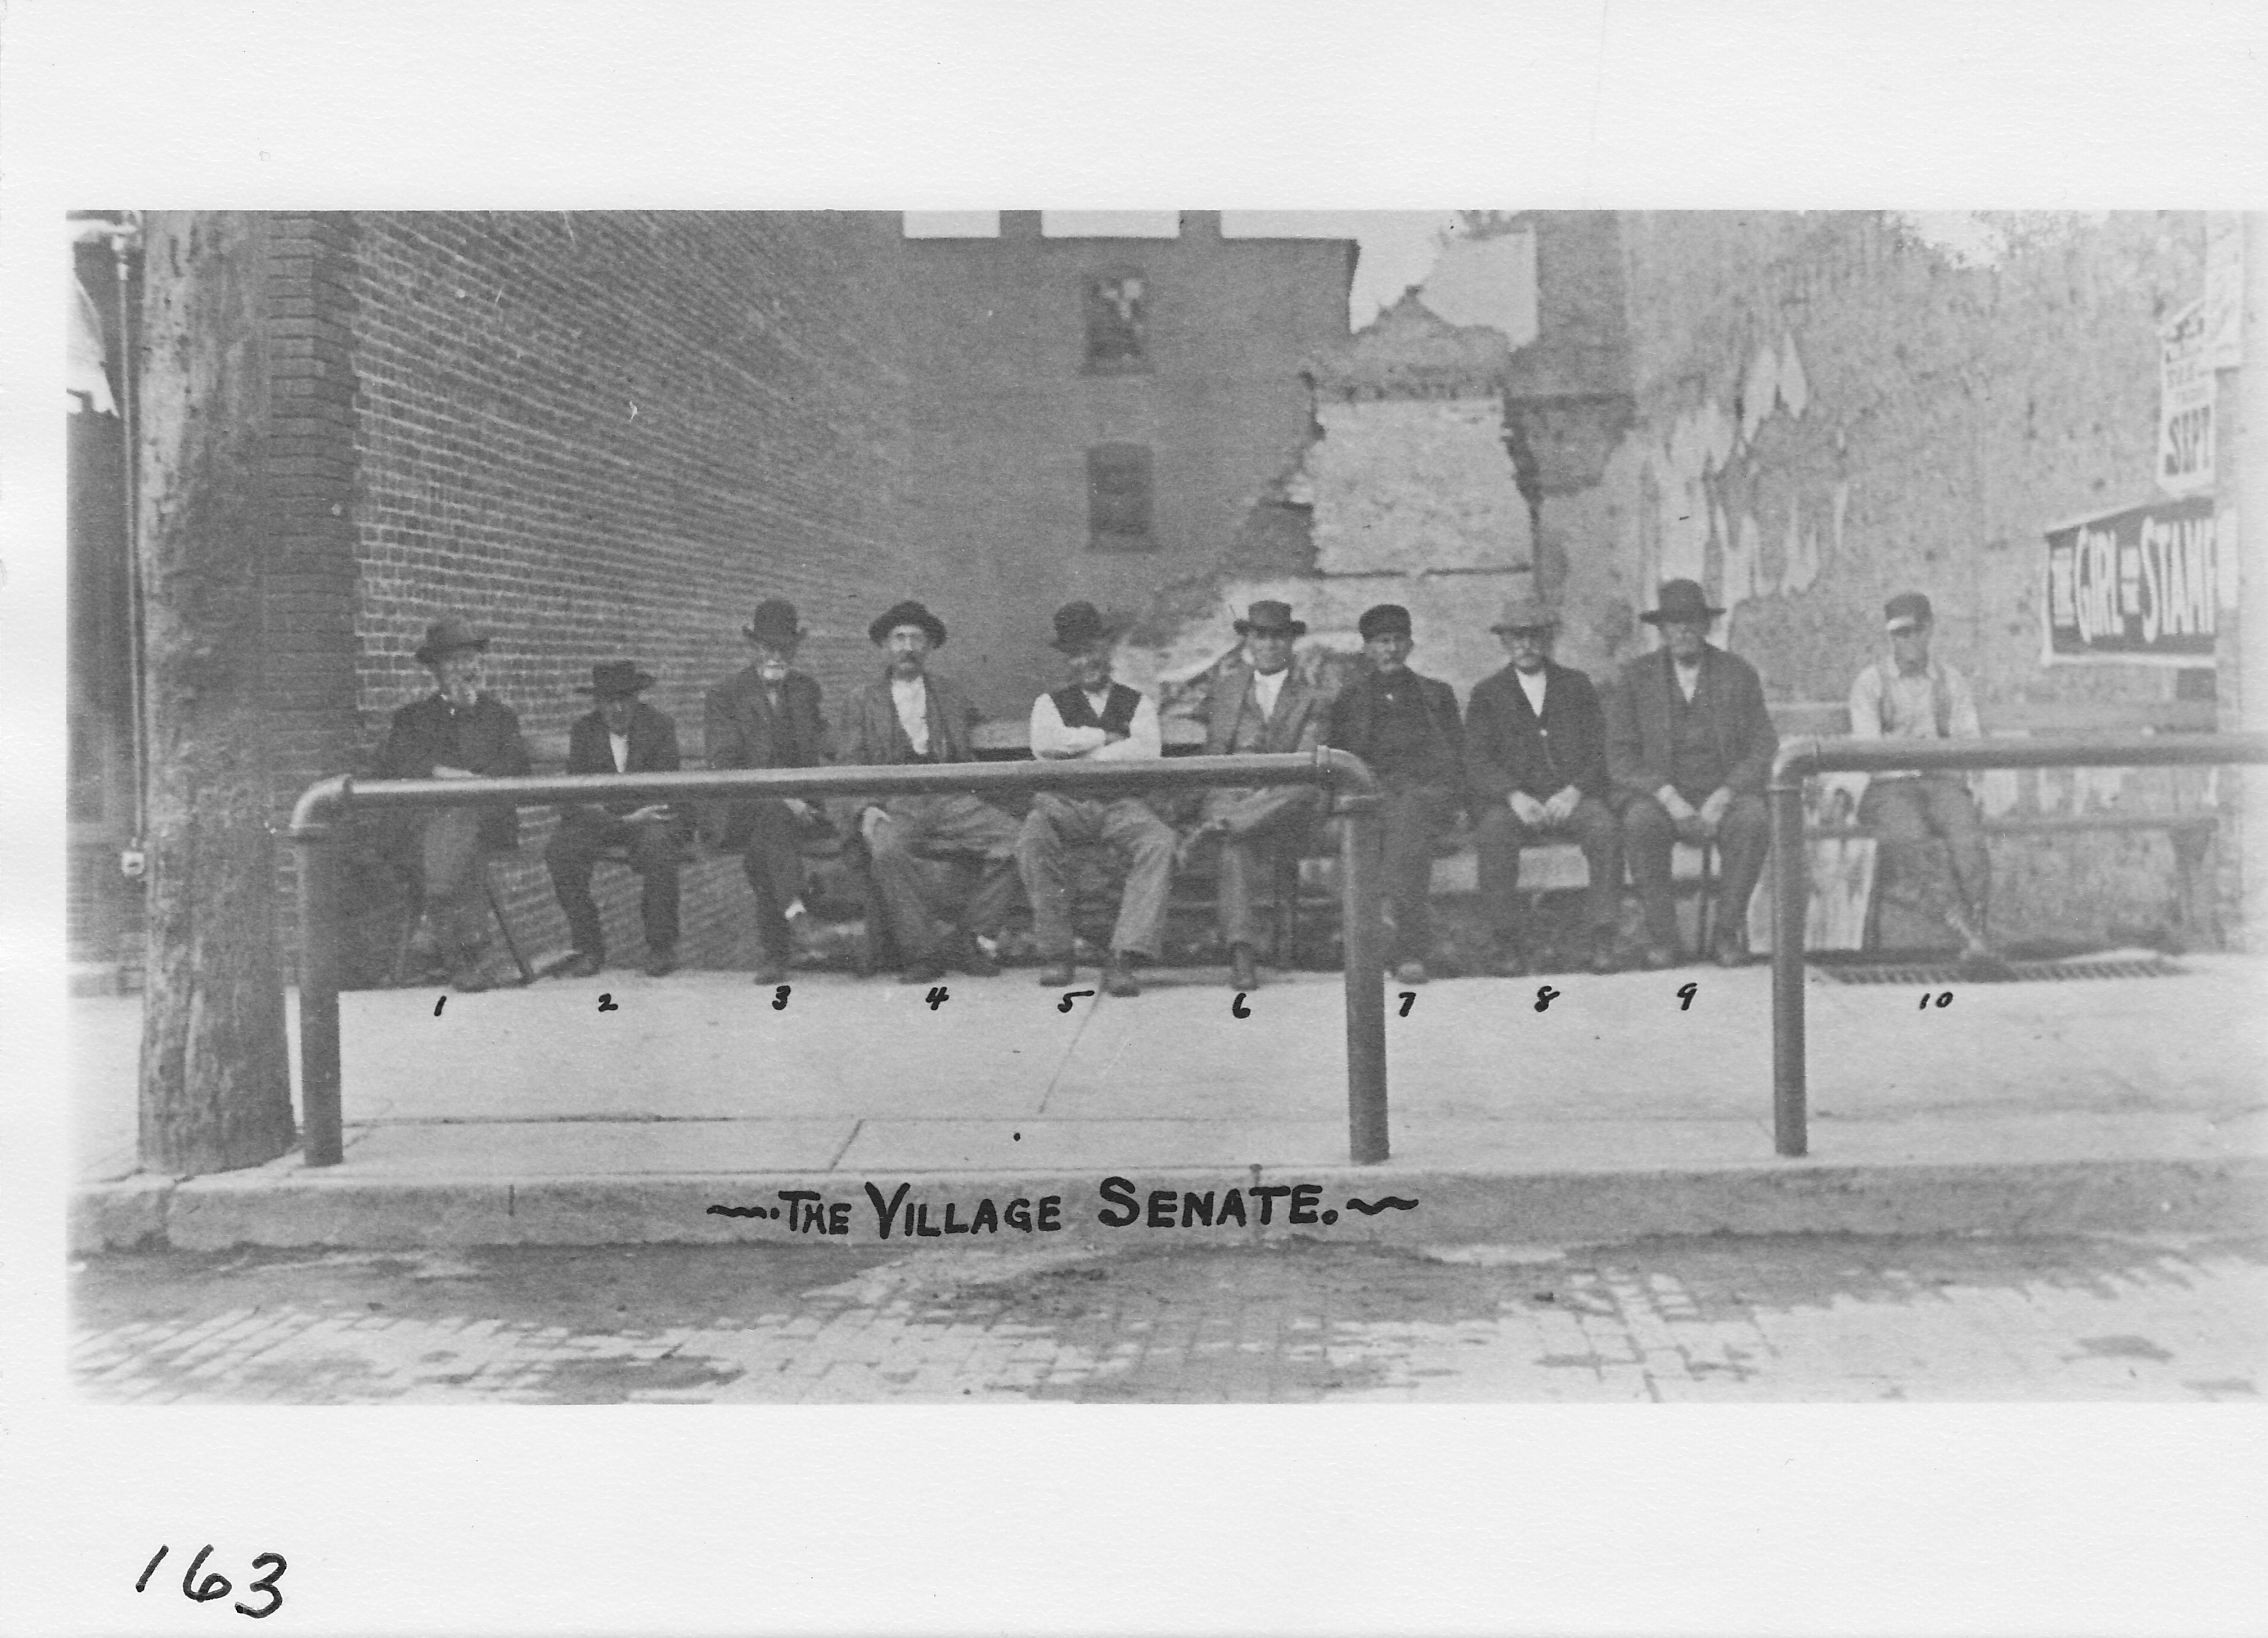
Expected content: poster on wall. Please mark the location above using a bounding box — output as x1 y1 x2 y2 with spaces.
2042 494 2219 664
2204 213 2245 370
2157 298 2215 496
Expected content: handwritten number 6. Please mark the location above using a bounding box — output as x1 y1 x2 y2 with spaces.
236 1552 287 1620
1231 992 1251 1019
181 1544 231 1603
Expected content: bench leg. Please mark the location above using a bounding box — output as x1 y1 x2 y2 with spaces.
484 871 536 986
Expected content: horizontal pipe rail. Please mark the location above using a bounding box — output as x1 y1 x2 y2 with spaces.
290 749 1389 1168
1769 731 2268 1158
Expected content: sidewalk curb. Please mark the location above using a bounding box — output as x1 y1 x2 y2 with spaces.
71 1155 2267 1253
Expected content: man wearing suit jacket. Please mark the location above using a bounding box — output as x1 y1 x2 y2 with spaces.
705 598 830 987
1464 591 1623 976
547 660 688 979
1325 603 1464 986
376 618 532 992
1181 600 1331 991
834 599 1022 986
1604 579 1779 968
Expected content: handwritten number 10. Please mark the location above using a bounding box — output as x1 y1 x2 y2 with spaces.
1920 991 1952 1009
136 1544 287 1618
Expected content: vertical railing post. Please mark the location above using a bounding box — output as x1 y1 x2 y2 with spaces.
1768 771 1810 1158
1337 790 1389 1164
295 820 346 1167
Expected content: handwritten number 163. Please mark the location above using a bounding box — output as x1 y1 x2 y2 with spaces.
137 1544 287 1619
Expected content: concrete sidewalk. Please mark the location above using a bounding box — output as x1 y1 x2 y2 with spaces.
70 955 2268 1249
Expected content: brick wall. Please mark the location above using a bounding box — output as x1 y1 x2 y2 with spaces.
265 210 919 974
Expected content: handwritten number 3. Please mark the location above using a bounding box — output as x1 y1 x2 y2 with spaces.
237 1553 287 1620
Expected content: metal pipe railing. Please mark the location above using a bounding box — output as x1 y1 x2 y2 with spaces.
1768 731 2268 1158
289 748 1388 1169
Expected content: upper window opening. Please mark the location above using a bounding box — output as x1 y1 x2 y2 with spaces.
1084 271 1148 373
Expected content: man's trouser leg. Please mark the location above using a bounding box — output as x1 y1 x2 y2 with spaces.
1567 796 1624 938
1920 775 1991 929
1100 797 1176 960
1477 798 1622 951
1618 794 1681 948
1207 786 1319 952
1017 793 1096 961
915 793 1024 938
1712 793 1770 937
1475 804 1540 948
1379 785 1451 965
867 801 946 965
1860 778 1955 932
421 807 490 965
739 798 802 961
627 823 682 954
545 817 615 958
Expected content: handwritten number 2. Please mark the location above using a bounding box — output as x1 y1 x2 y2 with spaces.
236 1553 287 1620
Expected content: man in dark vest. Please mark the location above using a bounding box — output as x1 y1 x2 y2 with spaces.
547 660 687 979
833 599 1022 985
1324 603 1464 985
1605 579 1779 968
1016 601 1176 998
705 598 830 987
1180 600 1331 991
374 618 531 992
1465 591 1623 975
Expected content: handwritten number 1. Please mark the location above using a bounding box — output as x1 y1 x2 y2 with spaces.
136 1545 167 1592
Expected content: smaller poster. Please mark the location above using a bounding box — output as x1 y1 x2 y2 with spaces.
2157 298 2215 496
2204 213 2244 370
2042 494 2219 664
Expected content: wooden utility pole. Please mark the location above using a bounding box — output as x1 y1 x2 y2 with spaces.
135 212 296 1172
2242 215 2268 951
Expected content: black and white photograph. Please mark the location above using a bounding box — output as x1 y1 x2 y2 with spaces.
9 5 2268 1636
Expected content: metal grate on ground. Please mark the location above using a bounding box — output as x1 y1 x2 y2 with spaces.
1815 955 2189 985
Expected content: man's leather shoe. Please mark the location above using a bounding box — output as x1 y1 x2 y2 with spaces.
1102 956 1141 998
750 957 788 987
1228 944 1260 991
1712 932 1749 968
947 933 1000 978
1393 959 1429 986
1640 942 1681 971
449 964 494 993
901 956 948 985
1036 960 1077 988
644 948 678 979
559 951 602 979
1484 943 1529 978
1587 938 1622 975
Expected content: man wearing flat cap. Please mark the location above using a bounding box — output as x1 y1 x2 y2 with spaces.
548 661 688 979
1181 599 1331 991
1605 579 1779 968
1464 591 1622 976
706 598 831 987
1847 591 2001 969
1016 601 1176 998
375 618 532 992
834 599 1022 985
1325 604 1464 984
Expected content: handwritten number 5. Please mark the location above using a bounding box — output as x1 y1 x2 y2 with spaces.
236 1553 287 1619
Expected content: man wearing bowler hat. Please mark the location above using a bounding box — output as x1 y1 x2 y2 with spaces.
1605 579 1779 968
1464 590 1623 975
375 617 532 992
1016 601 1176 997
1847 591 2002 970
834 599 1022 985
706 598 831 987
1325 603 1464 985
1181 599 1330 991
547 661 688 979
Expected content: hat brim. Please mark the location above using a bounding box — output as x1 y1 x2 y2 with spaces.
1489 617 1559 634
869 614 947 647
744 624 807 642
1234 620 1307 637
1640 605 1724 624
414 636 490 664
578 674 657 696
1884 618 1924 633
1052 634 1115 654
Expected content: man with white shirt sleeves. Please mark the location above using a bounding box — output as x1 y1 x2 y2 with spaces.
546 660 687 979
1015 601 1176 997
1464 592 1622 976
1848 591 2000 968
833 599 1023 985
1181 600 1330 992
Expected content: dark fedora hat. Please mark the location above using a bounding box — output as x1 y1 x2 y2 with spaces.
413 617 490 665
1233 598 1307 637
1640 579 1725 626
1357 603 1413 642
868 598 947 648
577 660 658 698
744 598 807 644
1050 600 1118 653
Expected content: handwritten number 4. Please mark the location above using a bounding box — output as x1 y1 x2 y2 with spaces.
925 986 950 1011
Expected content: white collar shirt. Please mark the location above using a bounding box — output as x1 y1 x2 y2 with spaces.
1514 666 1547 715
889 674 931 755
608 730 631 773
1252 667 1288 718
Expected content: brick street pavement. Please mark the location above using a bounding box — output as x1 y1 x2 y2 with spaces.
70 1232 2267 1403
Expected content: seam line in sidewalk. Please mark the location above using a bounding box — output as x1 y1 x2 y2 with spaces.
825 1120 863 1172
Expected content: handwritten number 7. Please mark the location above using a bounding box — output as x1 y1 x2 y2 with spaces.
1397 991 1416 1018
